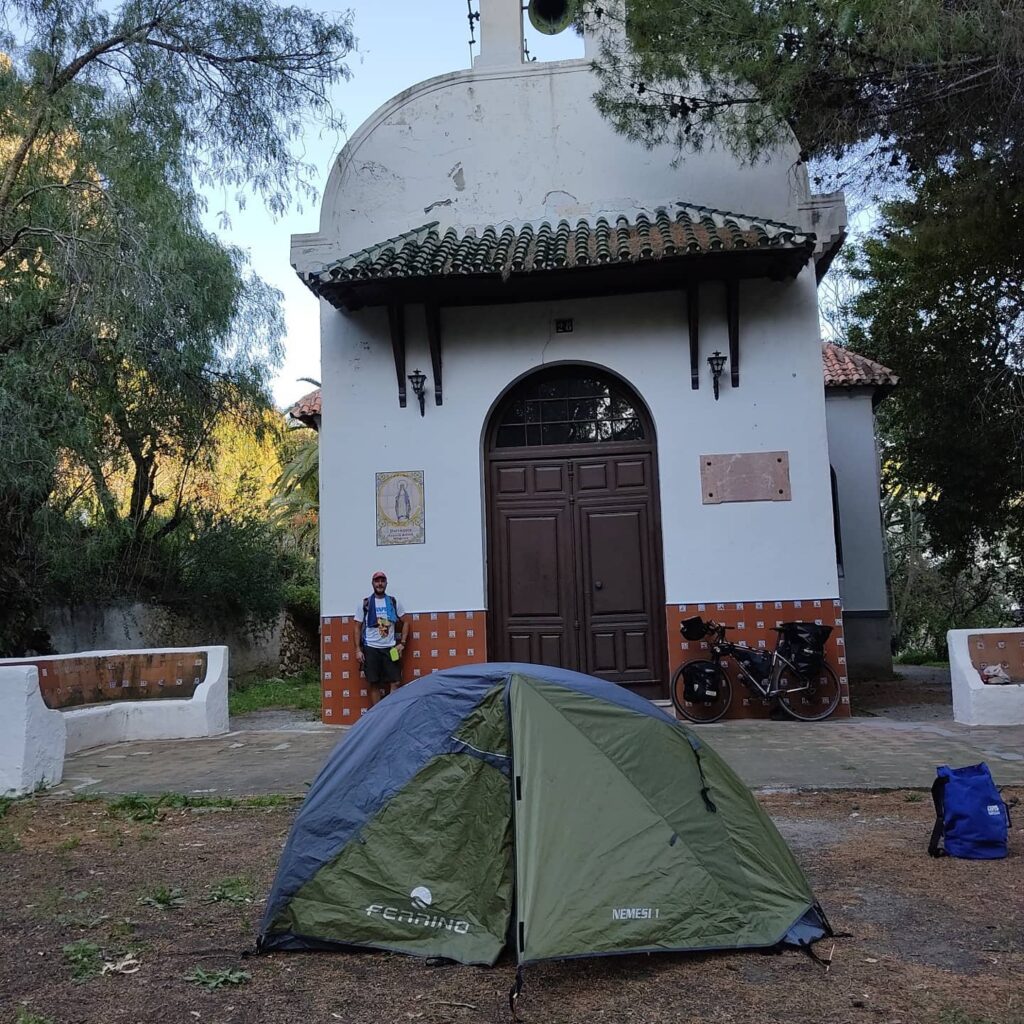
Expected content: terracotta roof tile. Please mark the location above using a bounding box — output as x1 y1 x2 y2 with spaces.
822 343 898 389
288 388 321 427
308 204 816 288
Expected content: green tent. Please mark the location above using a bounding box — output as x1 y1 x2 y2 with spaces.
259 663 829 965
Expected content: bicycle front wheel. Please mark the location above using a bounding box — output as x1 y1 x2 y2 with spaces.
777 663 842 721
671 661 733 724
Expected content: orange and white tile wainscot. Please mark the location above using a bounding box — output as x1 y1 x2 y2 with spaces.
319 600 848 723
320 611 486 722
666 599 850 720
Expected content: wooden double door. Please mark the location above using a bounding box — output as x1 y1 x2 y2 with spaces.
487 448 666 695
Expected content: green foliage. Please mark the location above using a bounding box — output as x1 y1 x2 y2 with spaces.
895 651 949 668
283 581 320 632
229 667 322 716
138 886 185 910
185 967 251 990
0 825 21 852
849 158 1024 563
107 792 295 822
883 491 1016 661
0 0 354 654
15 1008 54 1024
205 878 256 904
270 425 320 557
62 940 102 981
586 0 1024 180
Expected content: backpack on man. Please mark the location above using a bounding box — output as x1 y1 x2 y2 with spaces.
928 763 1011 860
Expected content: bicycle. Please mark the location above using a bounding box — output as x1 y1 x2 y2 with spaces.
670 616 842 723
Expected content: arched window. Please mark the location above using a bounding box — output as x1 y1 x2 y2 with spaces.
493 367 646 449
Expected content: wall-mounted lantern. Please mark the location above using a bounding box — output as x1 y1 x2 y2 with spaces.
408 368 427 416
707 350 727 401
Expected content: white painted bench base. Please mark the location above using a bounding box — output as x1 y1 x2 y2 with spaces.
1 646 228 796
947 628 1024 727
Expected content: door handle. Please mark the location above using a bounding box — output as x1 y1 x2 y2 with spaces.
594 580 603 590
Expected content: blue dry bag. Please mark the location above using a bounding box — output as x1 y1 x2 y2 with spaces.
928 763 1010 860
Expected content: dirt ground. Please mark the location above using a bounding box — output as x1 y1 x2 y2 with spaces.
1 789 1021 1024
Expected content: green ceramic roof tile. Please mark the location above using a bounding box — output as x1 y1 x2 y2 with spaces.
312 204 815 288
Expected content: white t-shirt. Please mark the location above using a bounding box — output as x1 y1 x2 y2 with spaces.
358 595 406 649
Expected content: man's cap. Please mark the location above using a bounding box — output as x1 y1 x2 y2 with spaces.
371 571 387 581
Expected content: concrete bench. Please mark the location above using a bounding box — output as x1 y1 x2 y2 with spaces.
0 646 228 796
947 628 1024 726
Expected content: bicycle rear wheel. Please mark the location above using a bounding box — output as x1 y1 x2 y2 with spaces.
670 661 733 724
777 663 842 721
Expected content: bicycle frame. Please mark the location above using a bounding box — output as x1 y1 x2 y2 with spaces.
707 634 815 701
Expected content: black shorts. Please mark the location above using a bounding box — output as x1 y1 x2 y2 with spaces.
363 646 402 685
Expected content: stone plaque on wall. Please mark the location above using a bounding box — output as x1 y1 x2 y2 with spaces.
376 470 425 545
699 452 791 504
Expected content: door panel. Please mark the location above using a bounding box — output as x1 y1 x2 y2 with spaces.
505 515 562 618
577 500 659 686
488 447 666 693
490 456 578 670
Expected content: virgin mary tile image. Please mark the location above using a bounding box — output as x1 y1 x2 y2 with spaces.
376 470 425 546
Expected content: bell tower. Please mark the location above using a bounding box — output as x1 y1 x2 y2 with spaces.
474 0 525 68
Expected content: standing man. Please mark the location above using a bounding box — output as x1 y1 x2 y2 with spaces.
357 571 408 705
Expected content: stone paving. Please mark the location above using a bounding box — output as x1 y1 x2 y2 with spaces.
50 700 1024 799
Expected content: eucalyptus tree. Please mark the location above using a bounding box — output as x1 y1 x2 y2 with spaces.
583 0 1024 585
585 0 1024 184
0 0 355 651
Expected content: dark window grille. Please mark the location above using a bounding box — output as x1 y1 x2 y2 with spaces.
494 369 645 448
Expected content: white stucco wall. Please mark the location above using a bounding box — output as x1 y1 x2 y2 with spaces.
293 59 813 278
320 274 838 615
948 628 1024 726
825 390 889 612
0 666 66 796
303 3 839 620
0 647 229 795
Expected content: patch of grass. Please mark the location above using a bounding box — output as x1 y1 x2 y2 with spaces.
229 667 321 715
205 877 256 904
903 791 925 802
895 650 950 667
15 1008 54 1024
0 796 14 818
138 886 185 910
0 825 21 852
57 836 81 853
938 1011 1016 1024
184 967 251 990
108 918 138 939
62 940 102 981
107 792 297 823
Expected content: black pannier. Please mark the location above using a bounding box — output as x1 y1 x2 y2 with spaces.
777 622 831 677
781 643 825 677
778 621 833 649
680 616 708 641
682 662 721 704
729 645 772 681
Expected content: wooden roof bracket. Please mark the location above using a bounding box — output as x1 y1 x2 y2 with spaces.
687 281 700 390
726 279 740 389
425 303 443 406
387 303 407 408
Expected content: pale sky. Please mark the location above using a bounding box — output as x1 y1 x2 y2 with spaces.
206 1 584 410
